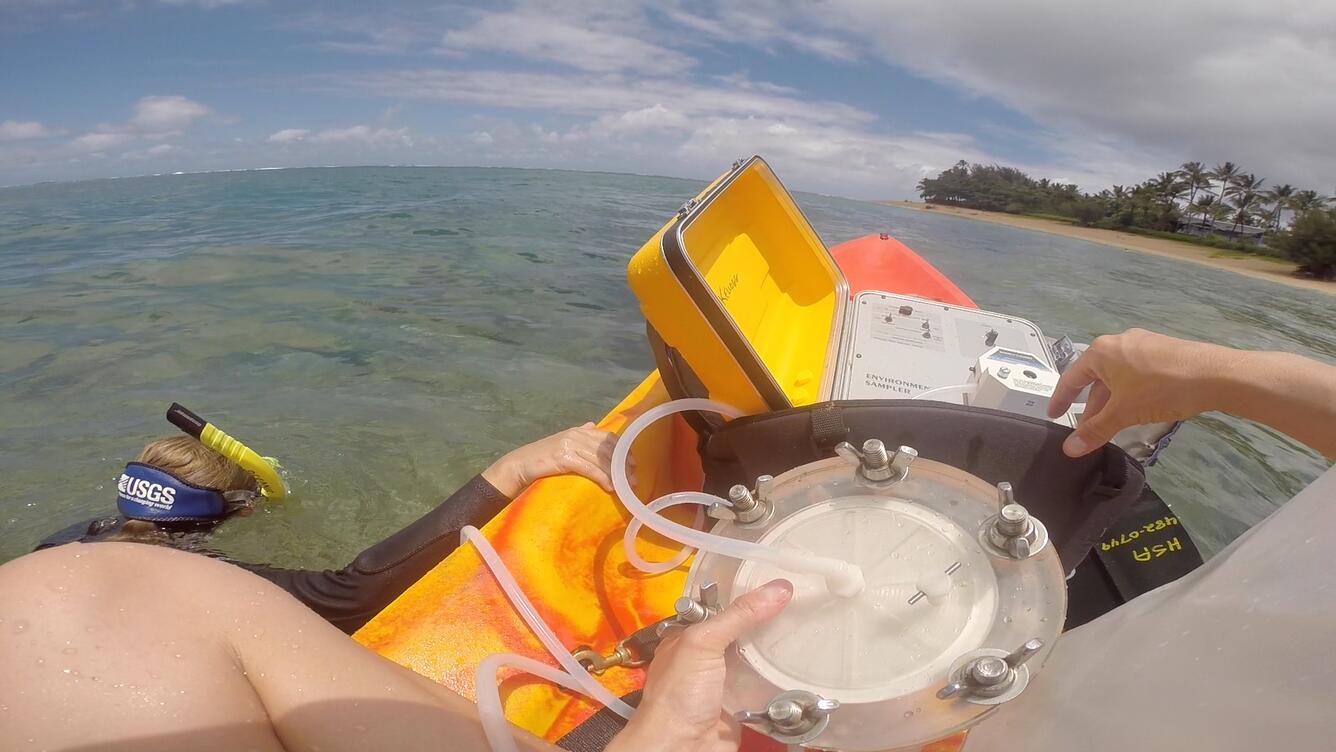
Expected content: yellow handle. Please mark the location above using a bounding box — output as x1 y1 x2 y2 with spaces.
200 423 288 500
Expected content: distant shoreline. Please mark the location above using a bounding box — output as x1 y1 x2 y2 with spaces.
881 200 1334 296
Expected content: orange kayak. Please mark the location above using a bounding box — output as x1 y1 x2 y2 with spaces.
354 233 976 747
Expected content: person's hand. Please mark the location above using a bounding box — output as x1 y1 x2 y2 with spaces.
607 580 793 752
1047 328 1239 457
481 422 630 498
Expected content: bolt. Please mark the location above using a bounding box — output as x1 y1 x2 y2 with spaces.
862 439 889 468
998 366 1011 379
970 657 1011 687
674 596 707 624
767 700 806 730
996 504 1031 537
728 484 757 511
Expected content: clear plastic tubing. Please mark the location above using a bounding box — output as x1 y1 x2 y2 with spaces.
461 526 635 719
623 493 710 575
475 653 597 752
913 383 977 403
611 398 865 597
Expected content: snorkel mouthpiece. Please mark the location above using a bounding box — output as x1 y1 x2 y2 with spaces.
166 403 287 501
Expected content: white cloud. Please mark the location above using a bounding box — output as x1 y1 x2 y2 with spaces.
308 125 411 146
268 125 412 147
335 69 874 129
267 128 311 143
438 10 696 75
129 95 211 134
0 120 60 141
71 131 135 152
659 0 1336 192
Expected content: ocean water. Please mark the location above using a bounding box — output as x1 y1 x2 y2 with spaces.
0 166 1331 568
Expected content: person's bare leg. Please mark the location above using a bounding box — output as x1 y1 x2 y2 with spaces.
0 542 553 751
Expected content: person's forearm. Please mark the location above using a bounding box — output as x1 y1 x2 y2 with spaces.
1212 349 1336 459
245 475 511 632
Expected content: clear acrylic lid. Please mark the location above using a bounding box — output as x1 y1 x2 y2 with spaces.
688 454 1067 751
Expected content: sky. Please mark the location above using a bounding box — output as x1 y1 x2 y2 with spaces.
2 0 1334 199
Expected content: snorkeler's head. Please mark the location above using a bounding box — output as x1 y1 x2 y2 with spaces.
115 436 259 523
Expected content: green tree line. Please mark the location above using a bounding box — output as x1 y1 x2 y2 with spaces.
916 160 1335 279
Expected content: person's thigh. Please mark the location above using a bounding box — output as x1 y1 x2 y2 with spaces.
0 543 533 751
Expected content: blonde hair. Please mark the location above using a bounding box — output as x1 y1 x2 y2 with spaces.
135 435 259 494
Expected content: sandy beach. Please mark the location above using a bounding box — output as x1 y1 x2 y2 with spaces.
882 201 1334 296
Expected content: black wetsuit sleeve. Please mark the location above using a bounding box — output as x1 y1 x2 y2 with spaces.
239 474 511 634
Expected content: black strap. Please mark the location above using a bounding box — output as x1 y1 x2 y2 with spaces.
646 323 722 438
556 691 639 751
809 402 849 451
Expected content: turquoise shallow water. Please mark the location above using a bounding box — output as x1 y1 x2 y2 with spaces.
1 166 1331 567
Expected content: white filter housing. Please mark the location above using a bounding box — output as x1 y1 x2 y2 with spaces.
688 452 1067 751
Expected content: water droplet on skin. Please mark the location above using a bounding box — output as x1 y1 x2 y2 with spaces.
12 620 28 634
903 711 913 718
35 658 44 666
62 647 77 655
1003 616 1012 623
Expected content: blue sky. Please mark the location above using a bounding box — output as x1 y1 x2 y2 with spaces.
3 1 1333 198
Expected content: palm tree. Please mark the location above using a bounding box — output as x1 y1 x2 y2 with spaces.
1178 161 1210 207
1152 172 1186 206
1261 183 1295 230
1229 192 1259 235
1290 189 1331 214
1192 194 1220 227
1209 162 1241 202
1233 173 1265 197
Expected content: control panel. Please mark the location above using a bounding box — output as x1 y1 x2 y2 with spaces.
832 291 1072 426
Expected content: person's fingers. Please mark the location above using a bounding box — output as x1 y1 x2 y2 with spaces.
1082 381 1112 422
682 580 793 654
562 454 615 492
1048 357 1099 418
1063 396 1126 458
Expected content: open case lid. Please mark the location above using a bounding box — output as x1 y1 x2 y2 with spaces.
628 156 848 414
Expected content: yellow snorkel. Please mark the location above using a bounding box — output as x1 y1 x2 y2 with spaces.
166 402 288 501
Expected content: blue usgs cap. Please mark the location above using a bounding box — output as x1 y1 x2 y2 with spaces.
116 462 229 522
